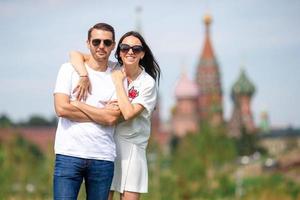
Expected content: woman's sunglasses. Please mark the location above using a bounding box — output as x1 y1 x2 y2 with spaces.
91 39 113 47
119 44 144 54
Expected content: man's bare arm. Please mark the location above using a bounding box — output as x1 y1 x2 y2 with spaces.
71 101 121 126
54 93 92 122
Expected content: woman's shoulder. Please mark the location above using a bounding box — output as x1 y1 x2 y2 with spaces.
141 69 156 86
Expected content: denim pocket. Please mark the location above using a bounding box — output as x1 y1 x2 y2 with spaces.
54 154 83 176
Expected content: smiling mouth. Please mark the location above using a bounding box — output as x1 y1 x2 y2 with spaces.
125 55 136 58
96 51 106 55
125 56 137 61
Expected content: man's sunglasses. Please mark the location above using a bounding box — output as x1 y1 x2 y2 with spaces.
119 44 144 54
91 39 113 47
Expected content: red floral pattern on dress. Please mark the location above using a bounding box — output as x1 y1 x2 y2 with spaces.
128 86 139 99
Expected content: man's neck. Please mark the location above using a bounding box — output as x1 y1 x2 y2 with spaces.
86 57 108 72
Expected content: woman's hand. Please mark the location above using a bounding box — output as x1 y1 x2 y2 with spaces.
72 76 91 101
111 69 126 85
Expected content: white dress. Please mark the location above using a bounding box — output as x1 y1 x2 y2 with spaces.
110 68 157 193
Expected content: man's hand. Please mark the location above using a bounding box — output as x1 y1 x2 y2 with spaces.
70 100 121 126
104 100 120 111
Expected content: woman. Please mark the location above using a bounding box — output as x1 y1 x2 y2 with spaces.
70 31 160 200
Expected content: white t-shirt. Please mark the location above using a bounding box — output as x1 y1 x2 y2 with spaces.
115 68 157 149
53 62 118 161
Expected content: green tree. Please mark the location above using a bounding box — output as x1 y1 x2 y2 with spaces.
27 115 52 126
50 115 58 126
235 126 262 156
171 125 237 199
0 114 13 128
17 114 56 127
145 124 237 200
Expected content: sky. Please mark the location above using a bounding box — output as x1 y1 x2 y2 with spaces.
0 0 300 127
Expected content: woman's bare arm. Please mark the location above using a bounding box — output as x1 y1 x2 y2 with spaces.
70 51 90 76
69 51 91 101
112 70 144 121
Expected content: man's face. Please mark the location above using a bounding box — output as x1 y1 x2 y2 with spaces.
87 29 115 62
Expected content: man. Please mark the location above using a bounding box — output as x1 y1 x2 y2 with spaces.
53 23 120 200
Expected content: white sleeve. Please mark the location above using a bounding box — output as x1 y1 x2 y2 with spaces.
132 79 157 114
53 63 73 95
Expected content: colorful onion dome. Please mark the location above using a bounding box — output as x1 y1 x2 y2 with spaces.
232 68 255 97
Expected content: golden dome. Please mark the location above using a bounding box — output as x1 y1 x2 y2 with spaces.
203 14 212 25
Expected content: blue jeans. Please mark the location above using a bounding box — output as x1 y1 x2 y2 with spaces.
53 154 114 200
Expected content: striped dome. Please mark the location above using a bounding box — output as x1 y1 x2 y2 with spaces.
232 69 255 97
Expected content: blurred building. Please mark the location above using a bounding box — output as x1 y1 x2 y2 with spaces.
259 111 270 133
151 96 171 149
169 14 224 138
135 6 143 35
195 14 223 126
172 70 199 137
165 14 260 140
229 69 256 137
259 127 300 156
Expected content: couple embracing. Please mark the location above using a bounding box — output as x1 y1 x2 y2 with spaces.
53 22 160 200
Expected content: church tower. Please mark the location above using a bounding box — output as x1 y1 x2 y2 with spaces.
259 111 270 133
172 70 199 137
135 6 143 35
229 68 256 137
196 14 223 125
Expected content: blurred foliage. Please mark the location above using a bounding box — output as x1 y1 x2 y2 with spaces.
0 113 57 128
0 132 88 200
241 174 300 200
143 124 300 200
144 124 238 200
234 126 267 156
18 115 58 127
0 114 14 128
0 123 300 199
0 134 53 199
235 126 257 155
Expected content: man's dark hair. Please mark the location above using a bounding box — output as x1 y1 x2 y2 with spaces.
87 23 115 41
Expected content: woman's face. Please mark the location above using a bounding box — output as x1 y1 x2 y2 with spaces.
119 35 145 67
